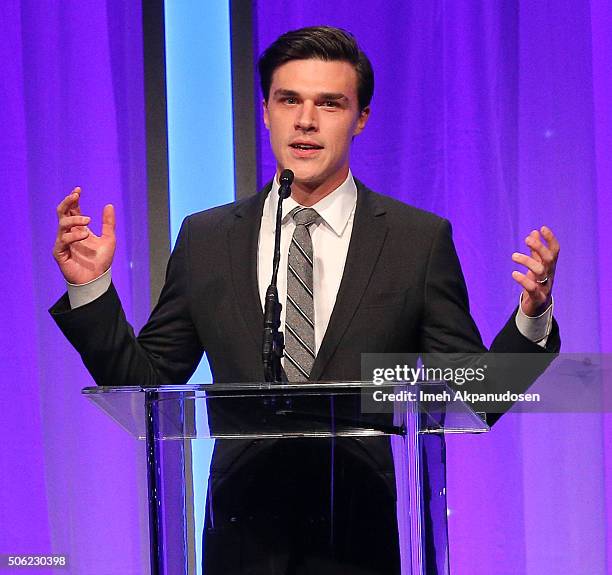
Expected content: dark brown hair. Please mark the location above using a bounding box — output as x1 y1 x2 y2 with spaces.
258 26 374 111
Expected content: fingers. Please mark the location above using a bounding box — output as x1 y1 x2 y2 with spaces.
53 225 90 264
59 228 91 247
524 226 560 267
56 187 82 218
511 271 544 296
68 186 82 216
511 225 559 316
511 270 549 310
55 189 89 258
511 251 545 278
101 204 116 238
513 226 559 275
524 230 553 268
540 225 560 258
58 215 91 233
56 191 117 238
55 216 91 252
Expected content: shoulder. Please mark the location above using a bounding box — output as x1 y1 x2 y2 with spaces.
181 184 271 232
185 195 257 227
355 178 448 235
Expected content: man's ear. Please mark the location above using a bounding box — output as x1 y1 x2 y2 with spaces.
353 106 370 136
263 99 270 130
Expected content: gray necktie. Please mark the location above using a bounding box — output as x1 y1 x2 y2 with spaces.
284 207 319 381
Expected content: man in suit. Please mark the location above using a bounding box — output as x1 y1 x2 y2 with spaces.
51 26 559 574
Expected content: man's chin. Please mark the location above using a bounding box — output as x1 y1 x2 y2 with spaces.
292 175 327 193
284 165 326 184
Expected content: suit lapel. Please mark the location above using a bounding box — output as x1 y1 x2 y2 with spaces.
228 184 271 350
309 183 388 381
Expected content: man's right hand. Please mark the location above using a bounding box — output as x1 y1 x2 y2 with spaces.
53 187 116 285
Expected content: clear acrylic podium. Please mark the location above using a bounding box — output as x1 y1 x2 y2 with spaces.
83 382 489 575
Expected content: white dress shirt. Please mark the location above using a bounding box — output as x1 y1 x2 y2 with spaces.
257 171 357 354
68 171 553 348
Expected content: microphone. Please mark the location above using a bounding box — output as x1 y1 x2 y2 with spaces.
262 169 294 382
279 169 293 199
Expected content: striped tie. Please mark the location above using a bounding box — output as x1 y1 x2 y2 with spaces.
284 207 319 381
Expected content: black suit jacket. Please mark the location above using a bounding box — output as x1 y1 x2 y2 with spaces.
50 180 559 391
50 181 560 571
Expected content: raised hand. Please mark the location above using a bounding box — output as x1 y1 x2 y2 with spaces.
511 226 560 317
53 187 116 285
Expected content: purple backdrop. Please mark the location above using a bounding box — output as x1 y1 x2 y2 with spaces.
1 1 149 572
253 1 610 573
1 0 610 573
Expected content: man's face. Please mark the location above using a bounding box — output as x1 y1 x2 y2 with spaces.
263 59 369 195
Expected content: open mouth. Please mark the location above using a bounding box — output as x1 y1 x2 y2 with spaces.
290 143 323 151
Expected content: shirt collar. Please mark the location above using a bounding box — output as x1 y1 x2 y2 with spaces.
268 170 357 237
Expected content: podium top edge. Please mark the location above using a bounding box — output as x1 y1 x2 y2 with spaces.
81 381 457 394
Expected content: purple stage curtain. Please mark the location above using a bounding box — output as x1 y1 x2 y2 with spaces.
255 1 611 573
0 1 150 571
1 1 610 573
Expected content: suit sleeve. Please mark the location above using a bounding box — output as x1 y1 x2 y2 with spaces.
419 218 560 425
49 217 203 387
420 218 486 354
421 217 560 354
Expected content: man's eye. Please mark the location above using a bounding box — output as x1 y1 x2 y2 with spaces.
321 101 337 107
283 97 298 105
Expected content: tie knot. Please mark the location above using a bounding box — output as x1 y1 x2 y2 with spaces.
293 207 319 227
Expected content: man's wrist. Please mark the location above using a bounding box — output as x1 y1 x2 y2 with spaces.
515 293 554 346
67 268 112 309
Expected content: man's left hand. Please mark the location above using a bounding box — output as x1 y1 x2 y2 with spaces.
511 226 560 317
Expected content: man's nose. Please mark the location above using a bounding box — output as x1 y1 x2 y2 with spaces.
295 101 317 131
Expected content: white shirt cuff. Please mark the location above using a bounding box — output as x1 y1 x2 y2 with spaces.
67 268 112 309
515 294 554 347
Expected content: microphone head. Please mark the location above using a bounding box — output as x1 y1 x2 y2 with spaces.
279 169 294 187
279 169 294 199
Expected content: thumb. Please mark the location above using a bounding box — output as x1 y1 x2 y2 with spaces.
101 204 116 238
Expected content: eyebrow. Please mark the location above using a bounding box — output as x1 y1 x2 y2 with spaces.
318 92 348 101
272 89 348 101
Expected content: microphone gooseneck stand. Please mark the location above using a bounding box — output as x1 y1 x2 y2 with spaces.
262 169 294 383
